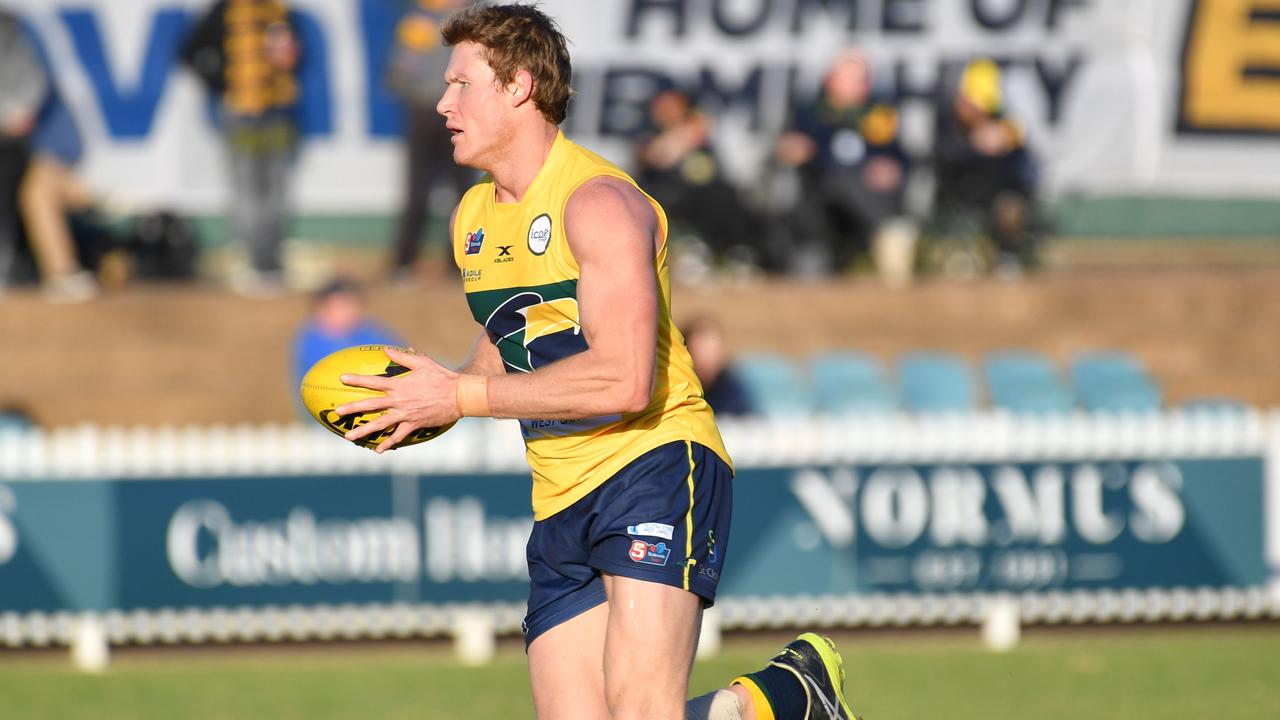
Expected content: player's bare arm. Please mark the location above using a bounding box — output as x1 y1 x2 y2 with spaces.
336 175 658 451
456 330 504 376
486 175 659 418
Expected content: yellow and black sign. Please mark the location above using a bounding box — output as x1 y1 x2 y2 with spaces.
1179 0 1280 134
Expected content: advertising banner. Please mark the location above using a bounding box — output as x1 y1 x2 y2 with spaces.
0 455 1267 614
729 458 1267 597
3 0 1278 213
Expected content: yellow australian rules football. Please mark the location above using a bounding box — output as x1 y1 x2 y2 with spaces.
300 345 456 450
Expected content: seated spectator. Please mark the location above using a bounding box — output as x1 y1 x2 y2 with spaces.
2 9 98 302
19 80 99 302
682 316 753 418
933 58 1043 271
291 277 405 394
633 86 758 273
772 49 913 278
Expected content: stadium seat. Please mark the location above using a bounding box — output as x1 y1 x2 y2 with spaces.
733 352 816 417
984 350 1075 414
809 351 899 415
897 351 977 413
1178 396 1249 415
1069 351 1163 413
0 412 33 434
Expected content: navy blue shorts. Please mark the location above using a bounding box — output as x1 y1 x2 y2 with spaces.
522 440 733 647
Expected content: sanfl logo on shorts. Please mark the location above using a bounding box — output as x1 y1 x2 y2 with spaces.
628 540 670 566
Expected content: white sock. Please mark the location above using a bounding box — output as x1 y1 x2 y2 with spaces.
686 689 745 720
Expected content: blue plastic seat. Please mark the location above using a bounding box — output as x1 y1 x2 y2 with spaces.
898 351 976 413
733 352 816 417
809 351 899 415
1178 396 1249 415
984 350 1074 414
0 411 33 434
1070 351 1163 413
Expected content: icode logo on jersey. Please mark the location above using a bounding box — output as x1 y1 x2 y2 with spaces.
628 539 670 566
527 214 552 255
465 228 485 255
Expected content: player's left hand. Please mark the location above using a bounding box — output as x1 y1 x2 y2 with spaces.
335 346 461 453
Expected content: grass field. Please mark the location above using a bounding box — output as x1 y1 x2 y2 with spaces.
2 627 1278 719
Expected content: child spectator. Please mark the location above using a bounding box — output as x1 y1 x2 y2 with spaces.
682 316 754 418
291 277 405 397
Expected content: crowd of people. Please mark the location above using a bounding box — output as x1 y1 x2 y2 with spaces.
0 0 1047 304
636 50 1047 283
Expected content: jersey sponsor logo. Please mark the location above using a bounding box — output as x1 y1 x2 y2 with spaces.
494 245 515 264
462 268 482 283
627 522 675 540
527 213 552 255
465 228 485 255
628 539 670 566
521 415 620 439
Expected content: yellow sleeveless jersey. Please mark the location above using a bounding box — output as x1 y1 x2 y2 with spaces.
452 132 731 520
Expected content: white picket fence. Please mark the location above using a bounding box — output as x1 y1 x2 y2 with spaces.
0 409 1274 479
1 410 1278 661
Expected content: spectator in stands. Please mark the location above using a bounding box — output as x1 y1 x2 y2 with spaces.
18 52 100 303
181 0 302 297
386 0 475 284
772 49 913 278
682 316 753 417
933 58 1043 272
291 277 404 394
1 9 101 302
0 7 41 293
634 86 759 274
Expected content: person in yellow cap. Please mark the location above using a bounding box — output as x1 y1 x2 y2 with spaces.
933 58 1043 272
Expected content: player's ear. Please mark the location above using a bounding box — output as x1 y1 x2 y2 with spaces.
509 69 533 107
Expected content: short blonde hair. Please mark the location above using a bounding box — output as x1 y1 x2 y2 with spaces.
443 3 573 125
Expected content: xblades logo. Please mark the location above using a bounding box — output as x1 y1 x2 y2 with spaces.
496 245 512 256
494 244 515 263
